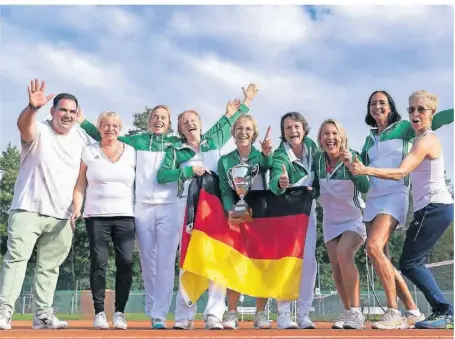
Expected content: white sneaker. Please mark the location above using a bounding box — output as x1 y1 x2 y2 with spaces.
222 311 238 329
93 312 109 329
297 313 316 329
254 311 271 329
113 312 127 329
343 310 365 329
0 306 12 330
205 314 223 330
277 312 298 329
372 309 404 330
402 311 425 329
32 311 68 329
173 319 194 330
332 309 349 329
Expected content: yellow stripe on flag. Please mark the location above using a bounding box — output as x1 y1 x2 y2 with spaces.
181 230 302 303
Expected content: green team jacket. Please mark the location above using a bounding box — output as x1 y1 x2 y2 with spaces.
269 137 319 197
156 106 250 197
217 147 273 213
312 149 370 199
79 103 249 204
361 108 453 198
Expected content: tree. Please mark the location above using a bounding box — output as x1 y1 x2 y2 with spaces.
429 174 454 262
126 107 151 136
0 144 20 258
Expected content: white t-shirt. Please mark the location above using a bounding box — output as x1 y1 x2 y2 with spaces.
82 142 136 217
11 121 92 219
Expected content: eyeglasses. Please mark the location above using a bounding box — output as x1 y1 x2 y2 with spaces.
407 106 431 114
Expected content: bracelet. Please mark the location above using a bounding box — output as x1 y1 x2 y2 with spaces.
28 103 41 111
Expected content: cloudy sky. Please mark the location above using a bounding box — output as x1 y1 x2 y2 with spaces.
0 5 453 177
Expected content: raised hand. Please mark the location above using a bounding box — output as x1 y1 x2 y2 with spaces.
349 155 365 176
259 126 272 157
75 107 85 124
242 83 258 105
279 164 290 189
225 99 241 118
27 79 54 109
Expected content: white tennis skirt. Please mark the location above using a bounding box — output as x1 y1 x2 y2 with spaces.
363 191 409 226
323 219 367 244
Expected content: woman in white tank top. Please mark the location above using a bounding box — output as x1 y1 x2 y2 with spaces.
350 90 453 330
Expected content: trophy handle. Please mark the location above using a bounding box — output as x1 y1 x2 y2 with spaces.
227 167 235 190
251 164 260 186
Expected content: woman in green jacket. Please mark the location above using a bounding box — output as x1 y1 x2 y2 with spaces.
74 86 253 329
217 115 273 330
157 85 259 330
269 112 318 330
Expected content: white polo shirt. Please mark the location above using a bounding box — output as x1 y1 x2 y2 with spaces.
82 142 136 218
11 121 92 219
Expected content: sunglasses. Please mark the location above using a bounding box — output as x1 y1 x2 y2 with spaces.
406 106 431 114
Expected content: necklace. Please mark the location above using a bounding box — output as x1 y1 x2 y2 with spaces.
100 141 121 161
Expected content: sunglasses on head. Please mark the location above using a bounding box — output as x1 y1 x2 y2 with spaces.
406 106 431 114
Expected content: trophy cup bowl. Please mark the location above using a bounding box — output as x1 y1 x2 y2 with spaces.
227 162 259 222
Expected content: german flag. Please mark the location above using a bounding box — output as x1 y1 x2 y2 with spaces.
179 173 313 306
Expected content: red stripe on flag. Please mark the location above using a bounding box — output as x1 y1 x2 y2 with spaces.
193 189 308 260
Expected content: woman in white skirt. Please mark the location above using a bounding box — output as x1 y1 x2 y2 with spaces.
313 119 368 330
360 91 453 329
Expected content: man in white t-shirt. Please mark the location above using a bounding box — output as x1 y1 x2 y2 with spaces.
0 79 92 330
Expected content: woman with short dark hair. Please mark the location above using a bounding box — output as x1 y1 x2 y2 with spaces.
269 111 318 330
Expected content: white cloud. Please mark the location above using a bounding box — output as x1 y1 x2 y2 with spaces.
0 5 453 178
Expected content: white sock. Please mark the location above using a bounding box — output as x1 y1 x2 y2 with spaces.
387 308 401 315
350 307 361 313
407 309 421 317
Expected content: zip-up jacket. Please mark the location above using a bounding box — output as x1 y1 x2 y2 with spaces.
361 108 453 198
269 137 319 197
217 147 273 213
79 103 249 204
313 149 369 226
156 107 248 198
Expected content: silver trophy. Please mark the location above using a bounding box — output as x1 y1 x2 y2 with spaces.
227 159 259 221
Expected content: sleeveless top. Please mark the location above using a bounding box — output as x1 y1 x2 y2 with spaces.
410 131 453 211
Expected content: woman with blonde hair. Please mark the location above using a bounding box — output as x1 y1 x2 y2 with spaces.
350 90 453 329
72 111 136 330
313 119 369 329
157 84 259 330
75 93 252 329
217 115 273 330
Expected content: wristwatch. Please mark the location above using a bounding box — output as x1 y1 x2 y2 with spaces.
28 103 41 111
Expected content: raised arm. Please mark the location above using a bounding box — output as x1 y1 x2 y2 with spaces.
432 108 454 130
208 84 259 149
259 126 273 170
350 134 434 181
76 109 136 147
71 160 88 230
202 100 249 140
18 79 54 143
217 158 236 213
